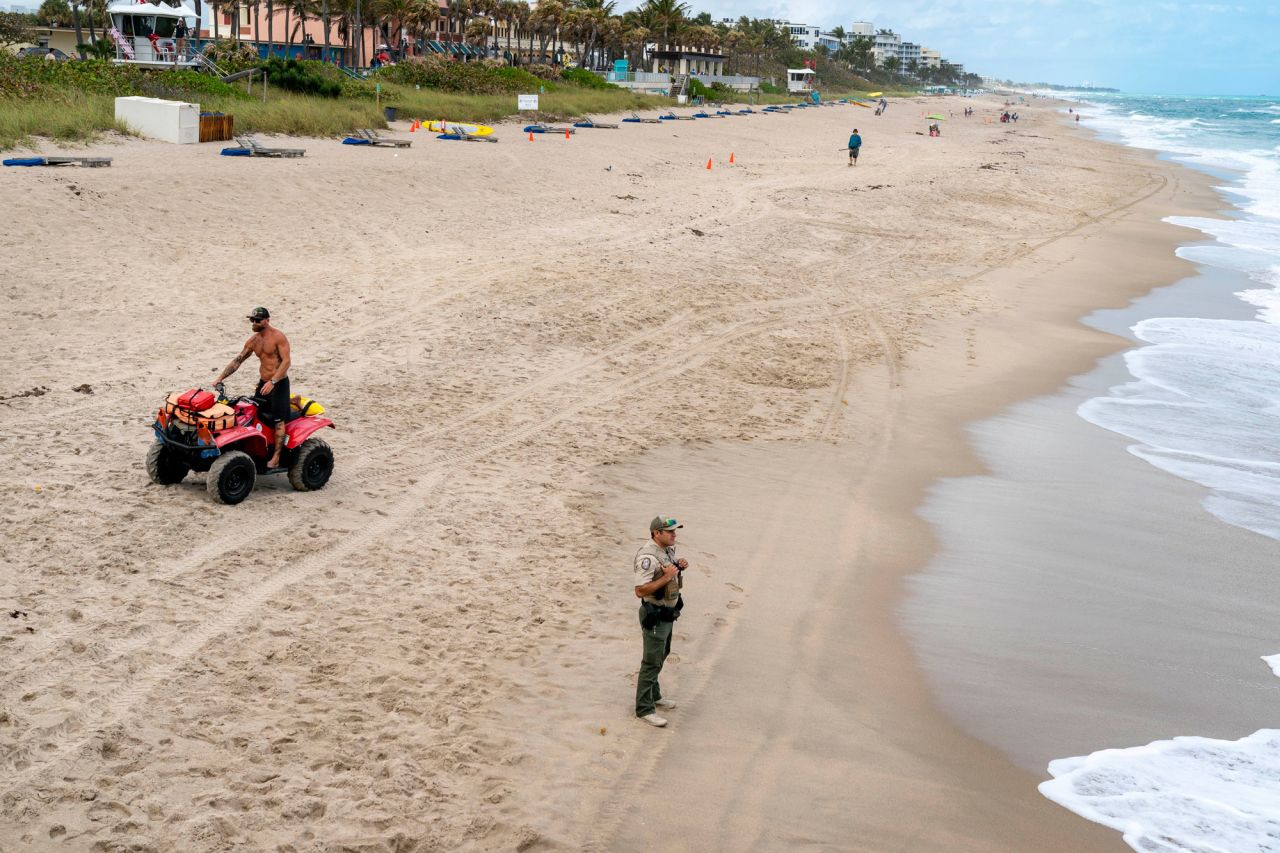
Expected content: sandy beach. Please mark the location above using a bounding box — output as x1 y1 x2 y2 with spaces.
0 94 1219 849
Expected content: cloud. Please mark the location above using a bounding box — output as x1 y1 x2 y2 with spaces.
616 0 1278 92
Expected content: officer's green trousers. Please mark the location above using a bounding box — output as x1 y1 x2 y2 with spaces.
636 609 673 717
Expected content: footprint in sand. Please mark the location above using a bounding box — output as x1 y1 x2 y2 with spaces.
726 601 743 610
725 583 743 592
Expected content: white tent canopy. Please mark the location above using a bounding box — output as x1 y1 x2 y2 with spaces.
107 2 197 18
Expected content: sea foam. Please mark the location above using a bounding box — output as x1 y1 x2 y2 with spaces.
1039 727 1280 853
1040 659 1280 853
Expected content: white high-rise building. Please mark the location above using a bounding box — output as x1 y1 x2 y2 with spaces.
872 30 901 65
848 21 874 38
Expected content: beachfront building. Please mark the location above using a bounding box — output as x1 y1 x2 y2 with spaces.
848 21 874 37
921 47 941 69
899 41 921 68
649 47 725 77
871 30 900 66
187 0 522 66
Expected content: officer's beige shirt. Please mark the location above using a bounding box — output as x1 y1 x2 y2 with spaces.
633 541 681 606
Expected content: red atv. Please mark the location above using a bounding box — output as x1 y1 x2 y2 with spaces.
147 384 334 504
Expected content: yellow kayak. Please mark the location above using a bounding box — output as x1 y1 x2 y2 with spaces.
426 120 494 137
866 91 883 98
850 100 872 108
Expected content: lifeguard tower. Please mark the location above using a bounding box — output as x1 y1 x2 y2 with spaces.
786 68 815 94
107 2 205 68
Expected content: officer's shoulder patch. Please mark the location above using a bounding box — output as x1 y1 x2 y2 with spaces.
636 555 654 571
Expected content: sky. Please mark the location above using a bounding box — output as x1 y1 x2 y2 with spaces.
647 0 1280 95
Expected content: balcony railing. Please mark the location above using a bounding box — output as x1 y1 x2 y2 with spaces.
113 36 201 66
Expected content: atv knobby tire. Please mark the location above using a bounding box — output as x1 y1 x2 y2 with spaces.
288 437 333 492
207 450 256 505
146 441 189 485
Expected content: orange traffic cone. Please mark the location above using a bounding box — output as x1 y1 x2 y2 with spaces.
528 130 534 141
729 151 735 164
565 128 571 139
410 120 418 132
706 158 712 170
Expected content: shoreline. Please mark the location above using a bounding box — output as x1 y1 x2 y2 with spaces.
0 95 1226 849
575 124 1226 849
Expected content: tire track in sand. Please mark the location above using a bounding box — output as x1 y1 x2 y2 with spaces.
0 293 873 797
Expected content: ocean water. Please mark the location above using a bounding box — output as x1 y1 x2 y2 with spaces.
1042 93 1280 851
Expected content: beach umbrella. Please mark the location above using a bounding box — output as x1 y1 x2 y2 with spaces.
926 113 946 120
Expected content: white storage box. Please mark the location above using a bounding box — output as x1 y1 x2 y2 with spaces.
114 96 200 144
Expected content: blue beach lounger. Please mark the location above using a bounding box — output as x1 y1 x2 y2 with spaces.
220 147 252 156
342 137 373 145
4 156 111 167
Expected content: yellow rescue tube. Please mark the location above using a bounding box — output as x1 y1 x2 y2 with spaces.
290 394 325 416
426 120 494 136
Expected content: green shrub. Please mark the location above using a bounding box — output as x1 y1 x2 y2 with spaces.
523 63 560 81
150 68 244 98
259 57 341 98
375 55 552 95
560 66 615 90
686 77 711 99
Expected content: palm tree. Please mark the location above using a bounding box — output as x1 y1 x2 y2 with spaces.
407 0 439 53
530 0 561 61
643 0 686 50
265 0 274 55
245 0 260 49
464 16 486 50
69 0 83 53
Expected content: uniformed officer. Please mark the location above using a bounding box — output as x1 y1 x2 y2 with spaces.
633 516 689 727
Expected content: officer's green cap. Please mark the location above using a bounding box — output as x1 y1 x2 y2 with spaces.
650 516 682 532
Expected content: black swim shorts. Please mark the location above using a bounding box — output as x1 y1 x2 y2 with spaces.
255 376 291 426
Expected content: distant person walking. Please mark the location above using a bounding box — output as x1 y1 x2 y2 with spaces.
848 128 862 166
633 516 688 728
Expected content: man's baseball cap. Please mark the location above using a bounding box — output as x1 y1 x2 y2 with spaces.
247 307 270 320
650 516 683 532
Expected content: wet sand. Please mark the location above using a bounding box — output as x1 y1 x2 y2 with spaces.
905 259 1280 776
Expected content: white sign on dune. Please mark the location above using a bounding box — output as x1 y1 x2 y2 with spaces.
518 94 538 111
1039 658 1280 852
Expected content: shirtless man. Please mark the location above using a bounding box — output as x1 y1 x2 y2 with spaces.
214 307 292 468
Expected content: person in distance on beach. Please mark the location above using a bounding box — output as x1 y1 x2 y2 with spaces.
633 516 688 728
213 307 292 469
848 128 862 166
